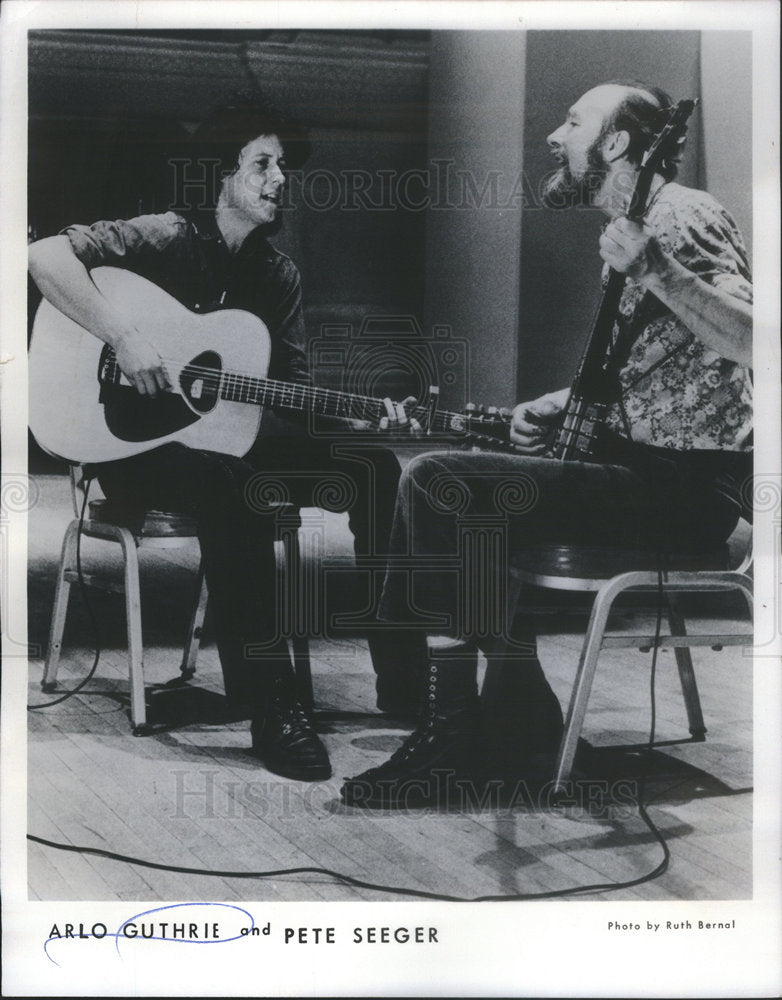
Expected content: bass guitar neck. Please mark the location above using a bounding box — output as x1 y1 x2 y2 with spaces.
550 98 696 463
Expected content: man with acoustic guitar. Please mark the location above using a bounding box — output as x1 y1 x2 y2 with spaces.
28 103 430 783
340 80 753 808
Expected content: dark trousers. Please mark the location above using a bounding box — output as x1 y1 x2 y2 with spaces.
96 435 429 714
379 445 742 638
376 444 743 752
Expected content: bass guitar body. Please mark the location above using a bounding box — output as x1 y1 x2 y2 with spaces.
551 395 609 462
29 267 269 463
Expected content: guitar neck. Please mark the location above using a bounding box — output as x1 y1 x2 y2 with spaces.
552 268 625 461
103 349 513 447
220 372 461 434
568 267 627 400
553 100 697 463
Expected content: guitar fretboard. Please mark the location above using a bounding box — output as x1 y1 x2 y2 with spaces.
220 370 456 431
102 351 512 445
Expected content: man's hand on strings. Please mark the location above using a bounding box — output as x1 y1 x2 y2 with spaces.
378 396 423 436
509 390 568 453
599 217 667 283
113 329 169 396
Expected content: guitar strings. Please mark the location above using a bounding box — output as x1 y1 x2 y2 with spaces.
107 354 512 432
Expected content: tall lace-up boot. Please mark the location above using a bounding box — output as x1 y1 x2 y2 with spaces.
340 640 485 808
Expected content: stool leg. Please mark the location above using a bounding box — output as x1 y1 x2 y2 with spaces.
666 594 707 740
553 578 623 792
180 562 208 680
736 576 754 618
118 530 147 734
282 526 313 713
42 520 79 691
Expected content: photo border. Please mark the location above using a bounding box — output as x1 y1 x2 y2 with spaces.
2 2 780 996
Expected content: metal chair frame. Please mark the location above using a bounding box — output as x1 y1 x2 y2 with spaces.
501 524 753 792
41 466 312 733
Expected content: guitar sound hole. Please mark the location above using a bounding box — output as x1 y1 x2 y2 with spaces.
180 351 221 413
99 348 219 444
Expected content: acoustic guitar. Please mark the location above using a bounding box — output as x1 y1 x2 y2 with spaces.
28 267 512 463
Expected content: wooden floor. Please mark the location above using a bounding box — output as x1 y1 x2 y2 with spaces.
27 473 754 902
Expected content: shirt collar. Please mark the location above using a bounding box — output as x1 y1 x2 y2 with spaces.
188 211 273 257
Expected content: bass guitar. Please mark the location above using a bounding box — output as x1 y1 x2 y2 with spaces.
551 98 696 461
28 267 513 463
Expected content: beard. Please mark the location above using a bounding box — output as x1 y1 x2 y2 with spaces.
542 140 609 210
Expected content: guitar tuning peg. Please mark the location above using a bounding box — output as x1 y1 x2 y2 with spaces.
465 402 476 413
487 406 498 416
499 407 511 418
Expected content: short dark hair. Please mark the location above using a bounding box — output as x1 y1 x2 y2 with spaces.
184 95 311 212
600 80 684 181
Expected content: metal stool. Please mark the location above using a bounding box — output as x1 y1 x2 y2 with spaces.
492 523 753 791
41 467 312 733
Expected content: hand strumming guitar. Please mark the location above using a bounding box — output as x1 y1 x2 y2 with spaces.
112 328 169 397
509 388 571 453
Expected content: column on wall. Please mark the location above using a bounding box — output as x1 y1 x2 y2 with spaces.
517 30 703 401
699 31 752 257
423 31 527 411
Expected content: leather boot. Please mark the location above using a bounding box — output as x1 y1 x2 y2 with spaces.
482 649 564 783
251 674 331 782
341 643 484 808
370 629 426 721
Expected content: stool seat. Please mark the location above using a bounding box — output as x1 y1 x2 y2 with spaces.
87 499 303 540
87 499 200 537
515 543 731 582
495 525 753 791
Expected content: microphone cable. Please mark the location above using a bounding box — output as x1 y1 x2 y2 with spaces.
27 586 674 902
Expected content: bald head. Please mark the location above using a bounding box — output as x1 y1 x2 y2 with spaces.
571 83 654 123
593 80 680 178
543 79 677 211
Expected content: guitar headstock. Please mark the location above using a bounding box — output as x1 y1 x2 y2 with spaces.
460 402 514 451
644 99 696 163
630 98 697 219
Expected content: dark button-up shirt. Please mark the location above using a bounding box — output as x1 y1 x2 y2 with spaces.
63 210 311 388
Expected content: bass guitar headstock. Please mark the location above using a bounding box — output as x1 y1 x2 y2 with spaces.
630 98 697 219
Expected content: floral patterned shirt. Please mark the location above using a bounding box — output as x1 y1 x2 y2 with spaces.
604 183 752 451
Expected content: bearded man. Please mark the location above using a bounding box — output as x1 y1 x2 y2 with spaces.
340 80 753 808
